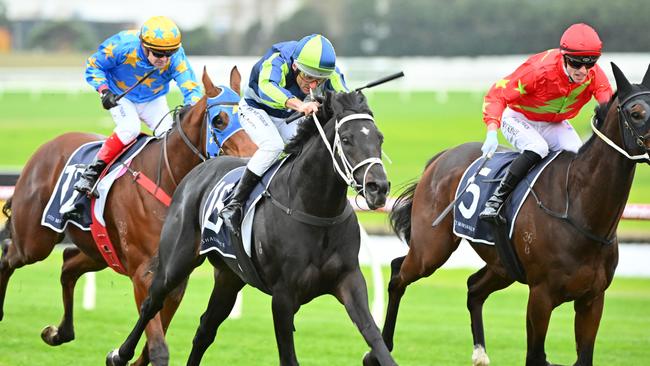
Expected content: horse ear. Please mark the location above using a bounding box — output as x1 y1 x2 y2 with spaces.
329 91 345 116
202 66 218 96
230 66 241 96
611 62 633 97
642 64 650 89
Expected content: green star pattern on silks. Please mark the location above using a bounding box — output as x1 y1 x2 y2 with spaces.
517 79 592 114
516 80 527 95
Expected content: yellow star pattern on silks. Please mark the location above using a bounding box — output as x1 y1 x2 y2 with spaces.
482 101 490 113
175 61 188 74
103 43 116 59
136 74 156 88
516 80 527 95
87 56 98 68
93 76 106 84
191 95 201 103
116 80 130 91
152 85 165 94
495 79 509 88
124 49 139 68
124 29 139 36
181 80 199 91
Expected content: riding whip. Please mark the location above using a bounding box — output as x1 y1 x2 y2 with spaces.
286 71 405 123
431 152 493 227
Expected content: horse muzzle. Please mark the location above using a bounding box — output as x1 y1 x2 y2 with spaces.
363 179 390 210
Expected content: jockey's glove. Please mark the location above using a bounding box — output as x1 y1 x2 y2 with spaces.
101 90 118 110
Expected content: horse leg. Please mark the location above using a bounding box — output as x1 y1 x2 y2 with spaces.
335 269 397 366
271 291 299 366
572 293 604 366
467 266 514 366
525 285 555 366
380 232 461 352
186 263 245 366
106 250 198 366
41 247 106 346
0 227 61 320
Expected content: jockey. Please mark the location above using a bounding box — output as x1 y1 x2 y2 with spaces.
67 16 202 203
219 34 349 236
479 23 612 223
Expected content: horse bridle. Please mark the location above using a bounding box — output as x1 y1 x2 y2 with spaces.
591 91 650 162
311 112 386 197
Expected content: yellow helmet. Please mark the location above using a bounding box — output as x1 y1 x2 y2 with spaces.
140 16 181 51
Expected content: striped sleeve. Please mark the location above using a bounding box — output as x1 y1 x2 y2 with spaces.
257 52 293 109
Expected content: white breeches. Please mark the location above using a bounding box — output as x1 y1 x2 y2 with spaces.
500 107 583 158
238 99 299 176
109 95 173 143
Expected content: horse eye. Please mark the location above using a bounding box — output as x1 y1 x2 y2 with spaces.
212 115 226 129
341 136 351 144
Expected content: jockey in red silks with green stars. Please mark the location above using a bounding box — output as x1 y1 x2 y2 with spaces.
479 23 612 223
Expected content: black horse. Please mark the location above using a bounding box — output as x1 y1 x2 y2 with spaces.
106 90 396 366
364 63 650 366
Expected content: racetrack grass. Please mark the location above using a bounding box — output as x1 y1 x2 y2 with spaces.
1 90 649 236
0 249 649 365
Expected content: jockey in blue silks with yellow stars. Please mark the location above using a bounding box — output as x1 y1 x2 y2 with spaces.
219 33 349 236
62 16 202 220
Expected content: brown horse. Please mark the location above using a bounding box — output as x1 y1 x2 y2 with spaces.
0 67 257 365
364 63 650 366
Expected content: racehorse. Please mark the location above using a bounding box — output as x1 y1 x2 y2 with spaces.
365 63 650 366
0 67 257 365
105 90 397 366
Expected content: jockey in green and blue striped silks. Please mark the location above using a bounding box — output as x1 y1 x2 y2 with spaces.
64 16 203 211
218 34 349 237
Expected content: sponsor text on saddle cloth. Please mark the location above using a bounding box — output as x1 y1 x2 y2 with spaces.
453 151 561 244
200 159 287 293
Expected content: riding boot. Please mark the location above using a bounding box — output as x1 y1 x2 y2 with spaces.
479 150 542 224
219 168 262 237
73 159 108 195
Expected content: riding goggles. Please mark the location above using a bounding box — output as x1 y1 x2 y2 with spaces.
149 47 178 58
564 55 599 70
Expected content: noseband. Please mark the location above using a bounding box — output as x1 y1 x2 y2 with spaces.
312 112 386 197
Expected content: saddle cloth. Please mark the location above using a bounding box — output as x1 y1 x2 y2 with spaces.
199 158 287 289
41 135 156 232
452 150 561 245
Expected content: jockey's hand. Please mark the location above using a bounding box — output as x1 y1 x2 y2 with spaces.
297 100 320 116
481 130 498 157
100 90 118 110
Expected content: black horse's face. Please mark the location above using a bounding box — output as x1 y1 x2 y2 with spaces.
330 93 390 209
612 62 650 157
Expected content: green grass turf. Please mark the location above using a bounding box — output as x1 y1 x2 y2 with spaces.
0 250 649 365
1 90 648 235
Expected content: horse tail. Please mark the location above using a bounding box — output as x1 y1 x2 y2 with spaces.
389 150 447 246
0 197 12 243
389 182 417 245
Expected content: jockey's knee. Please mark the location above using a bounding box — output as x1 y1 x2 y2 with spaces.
115 130 139 145
521 144 548 159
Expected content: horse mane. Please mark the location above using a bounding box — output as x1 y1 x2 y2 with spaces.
578 91 618 153
284 91 373 155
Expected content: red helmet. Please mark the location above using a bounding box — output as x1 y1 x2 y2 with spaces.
560 23 602 57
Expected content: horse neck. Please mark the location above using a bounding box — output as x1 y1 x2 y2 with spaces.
283 132 349 217
572 114 637 231
149 116 206 188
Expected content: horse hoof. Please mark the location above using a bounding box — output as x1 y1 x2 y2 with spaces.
41 325 61 346
472 345 490 366
106 349 127 366
362 352 380 366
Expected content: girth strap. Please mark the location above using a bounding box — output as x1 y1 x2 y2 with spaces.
262 191 354 227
